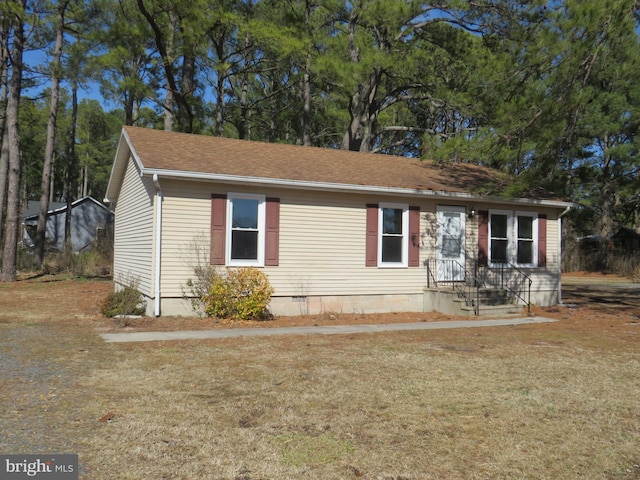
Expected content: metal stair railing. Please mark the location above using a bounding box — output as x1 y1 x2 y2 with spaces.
426 258 533 315
424 259 480 315
475 262 532 313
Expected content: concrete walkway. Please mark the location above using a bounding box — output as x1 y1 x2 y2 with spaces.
100 316 556 343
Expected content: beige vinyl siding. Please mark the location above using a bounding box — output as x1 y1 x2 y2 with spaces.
113 158 155 296
158 181 213 297
156 180 563 307
269 191 428 297
530 210 561 293
158 181 431 298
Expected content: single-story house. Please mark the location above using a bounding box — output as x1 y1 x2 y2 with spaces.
105 126 572 317
23 196 114 253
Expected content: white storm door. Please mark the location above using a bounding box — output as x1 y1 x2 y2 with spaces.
436 205 466 282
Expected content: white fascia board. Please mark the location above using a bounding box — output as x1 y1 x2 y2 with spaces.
143 168 573 209
104 128 146 204
104 130 129 203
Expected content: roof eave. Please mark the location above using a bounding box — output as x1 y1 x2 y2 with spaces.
145 168 573 209
104 128 146 204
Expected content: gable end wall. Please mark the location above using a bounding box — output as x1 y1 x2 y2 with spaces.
113 157 155 297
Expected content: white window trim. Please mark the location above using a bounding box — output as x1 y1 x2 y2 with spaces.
488 209 512 267
515 210 538 268
378 202 408 268
226 193 266 267
488 209 538 268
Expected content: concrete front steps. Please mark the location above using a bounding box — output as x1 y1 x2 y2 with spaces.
424 287 527 317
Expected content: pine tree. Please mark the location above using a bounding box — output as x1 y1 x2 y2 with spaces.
1 0 26 282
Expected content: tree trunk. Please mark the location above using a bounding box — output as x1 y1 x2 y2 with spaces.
64 80 78 256
163 12 176 132
596 134 615 270
1 1 25 282
82 165 88 197
214 66 225 137
136 1 193 132
340 68 381 152
0 21 11 244
179 51 196 133
164 87 174 131
302 61 311 146
339 9 382 152
239 69 249 140
35 1 67 266
301 0 312 146
0 126 9 245
268 79 277 143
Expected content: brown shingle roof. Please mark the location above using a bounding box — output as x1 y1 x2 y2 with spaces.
123 126 507 195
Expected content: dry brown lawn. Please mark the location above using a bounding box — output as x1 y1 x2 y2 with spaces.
1 274 639 479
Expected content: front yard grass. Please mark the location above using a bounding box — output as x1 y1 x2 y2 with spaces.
1 277 639 479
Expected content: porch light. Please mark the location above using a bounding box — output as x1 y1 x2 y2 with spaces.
469 206 476 219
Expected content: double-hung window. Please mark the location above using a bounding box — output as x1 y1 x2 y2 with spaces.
227 193 265 266
489 212 509 264
516 213 536 266
379 203 408 267
488 210 537 267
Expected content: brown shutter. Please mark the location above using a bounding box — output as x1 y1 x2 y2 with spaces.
366 204 378 267
210 194 227 265
409 206 420 267
265 197 280 266
478 210 489 266
538 213 547 268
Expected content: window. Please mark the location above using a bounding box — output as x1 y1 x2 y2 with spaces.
211 194 279 267
516 214 534 265
379 203 408 266
487 210 537 267
490 212 509 264
227 193 265 266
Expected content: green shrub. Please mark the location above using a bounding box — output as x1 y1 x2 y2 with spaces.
204 267 274 320
101 286 146 321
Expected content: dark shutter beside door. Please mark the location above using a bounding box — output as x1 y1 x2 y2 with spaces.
478 210 489 266
409 206 420 267
538 214 547 268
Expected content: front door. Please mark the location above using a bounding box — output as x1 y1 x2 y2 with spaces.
436 205 466 282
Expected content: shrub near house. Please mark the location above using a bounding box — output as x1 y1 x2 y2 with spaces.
204 268 274 320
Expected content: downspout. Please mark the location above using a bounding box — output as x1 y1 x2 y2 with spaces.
557 205 572 305
153 174 163 317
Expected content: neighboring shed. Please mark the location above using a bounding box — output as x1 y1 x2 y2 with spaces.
23 196 114 253
105 126 572 317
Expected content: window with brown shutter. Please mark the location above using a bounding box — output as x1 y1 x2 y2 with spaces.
210 193 280 267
